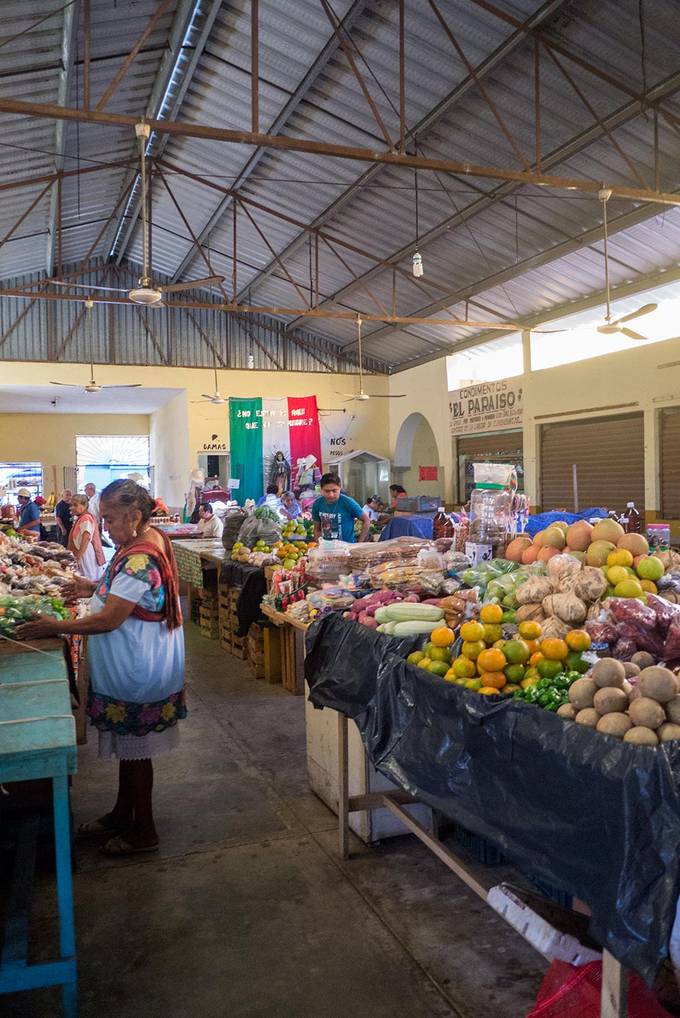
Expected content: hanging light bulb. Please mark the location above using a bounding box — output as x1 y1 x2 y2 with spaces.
247 353 254 369
412 162 424 277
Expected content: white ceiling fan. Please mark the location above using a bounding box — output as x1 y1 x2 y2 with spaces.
53 123 224 306
337 316 406 402
49 300 142 393
191 363 228 405
596 187 657 340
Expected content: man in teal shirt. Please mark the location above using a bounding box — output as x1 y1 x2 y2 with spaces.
312 473 369 543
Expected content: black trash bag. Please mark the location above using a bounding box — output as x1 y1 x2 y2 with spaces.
306 613 680 984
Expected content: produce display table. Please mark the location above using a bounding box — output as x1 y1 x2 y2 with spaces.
0 638 78 1017
154 523 200 540
172 538 225 586
379 515 434 541
304 614 680 1017
260 606 307 694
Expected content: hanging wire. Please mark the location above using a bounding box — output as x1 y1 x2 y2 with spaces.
639 0 648 105
414 166 419 247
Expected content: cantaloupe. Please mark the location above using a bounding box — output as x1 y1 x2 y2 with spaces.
597 713 632 738
586 540 616 567
521 544 540 565
638 666 677 704
624 727 659 746
617 533 649 557
592 518 625 544
543 527 567 549
505 536 532 563
566 520 593 552
538 546 561 563
629 697 666 729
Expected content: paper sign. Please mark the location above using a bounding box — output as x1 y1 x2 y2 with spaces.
449 378 523 435
228 478 240 490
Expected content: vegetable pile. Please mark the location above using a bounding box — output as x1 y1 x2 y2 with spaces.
0 594 69 637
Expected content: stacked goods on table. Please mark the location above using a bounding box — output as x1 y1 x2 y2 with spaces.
0 532 75 638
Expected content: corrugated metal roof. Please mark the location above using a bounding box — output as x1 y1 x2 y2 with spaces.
2 0 680 368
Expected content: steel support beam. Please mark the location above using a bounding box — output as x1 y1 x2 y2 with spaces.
295 69 680 337
46 1 78 276
236 0 572 301
169 0 368 283
109 0 223 263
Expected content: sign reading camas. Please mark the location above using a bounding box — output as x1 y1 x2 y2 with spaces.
449 378 523 435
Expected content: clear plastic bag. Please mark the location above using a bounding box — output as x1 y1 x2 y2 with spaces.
237 513 282 549
416 546 445 570
307 541 352 582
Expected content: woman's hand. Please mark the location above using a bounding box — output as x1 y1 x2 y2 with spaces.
15 615 62 640
62 575 97 601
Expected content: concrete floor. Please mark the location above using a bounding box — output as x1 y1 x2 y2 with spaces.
3 622 547 1018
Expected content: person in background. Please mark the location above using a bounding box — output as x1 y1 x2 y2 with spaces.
256 484 283 512
17 479 186 856
85 482 101 525
54 488 73 545
280 491 302 521
312 473 369 543
16 488 41 535
197 502 224 539
362 494 381 523
68 493 105 580
389 484 408 508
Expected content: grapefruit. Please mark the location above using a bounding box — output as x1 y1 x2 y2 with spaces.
618 532 649 557
592 518 625 544
566 520 593 551
614 578 644 598
586 540 616 567
636 555 664 582
607 549 634 568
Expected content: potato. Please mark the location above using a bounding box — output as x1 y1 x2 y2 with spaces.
624 727 659 746
575 708 599 727
666 696 680 725
622 662 640 678
657 722 680 743
596 713 632 739
593 687 629 715
638 666 678 704
591 658 626 689
631 651 655 670
629 697 666 730
557 703 576 720
568 677 597 710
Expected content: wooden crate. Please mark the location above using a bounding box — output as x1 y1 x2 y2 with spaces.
229 632 248 660
280 624 305 695
263 627 282 685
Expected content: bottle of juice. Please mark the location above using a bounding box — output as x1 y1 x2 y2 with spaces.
432 507 455 540
623 501 641 534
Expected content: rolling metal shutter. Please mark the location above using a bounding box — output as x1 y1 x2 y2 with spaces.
457 430 523 501
661 408 680 518
540 413 644 515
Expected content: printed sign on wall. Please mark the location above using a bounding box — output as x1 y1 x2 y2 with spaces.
449 378 523 435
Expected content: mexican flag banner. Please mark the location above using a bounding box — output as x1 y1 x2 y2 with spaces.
228 396 322 502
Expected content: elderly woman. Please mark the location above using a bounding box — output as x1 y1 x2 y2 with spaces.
68 493 105 580
17 479 186 856
280 490 302 521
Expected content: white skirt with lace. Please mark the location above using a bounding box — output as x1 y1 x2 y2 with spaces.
97 724 180 760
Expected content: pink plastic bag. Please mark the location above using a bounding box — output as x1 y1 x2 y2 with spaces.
526 961 671 1018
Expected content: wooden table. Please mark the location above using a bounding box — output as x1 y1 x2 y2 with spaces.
260 606 309 695
0 638 78 1016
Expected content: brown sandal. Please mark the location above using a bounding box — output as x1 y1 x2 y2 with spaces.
99 835 159 857
77 817 124 839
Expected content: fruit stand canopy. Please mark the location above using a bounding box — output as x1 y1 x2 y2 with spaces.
305 613 680 983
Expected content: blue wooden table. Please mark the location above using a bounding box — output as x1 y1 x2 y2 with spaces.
0 639 78 1016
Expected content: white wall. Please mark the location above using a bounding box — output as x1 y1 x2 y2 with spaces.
150 392 190 510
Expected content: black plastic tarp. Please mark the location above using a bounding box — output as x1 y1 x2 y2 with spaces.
219 562 267 636
305 613 680 982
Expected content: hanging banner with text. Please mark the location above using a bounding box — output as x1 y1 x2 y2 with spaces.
449 378 523 435
228 397 322 502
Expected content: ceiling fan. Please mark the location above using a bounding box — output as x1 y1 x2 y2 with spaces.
50 300 142 393
191 363 228 405
596 188 657 340
53 123 224 306
337 316 406 402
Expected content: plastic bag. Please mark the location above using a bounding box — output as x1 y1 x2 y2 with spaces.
664 617 680 660
237 512 282 549
307 541 352 582
612 637 637 661
416 546 445 570
527 960 671 1018
647 594 680 634
347 537 429 570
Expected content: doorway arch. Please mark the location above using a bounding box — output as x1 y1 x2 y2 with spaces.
393 413 442 495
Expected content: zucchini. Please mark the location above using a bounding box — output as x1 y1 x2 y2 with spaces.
385 602 444 622
374 606 393 624
392 620 440 636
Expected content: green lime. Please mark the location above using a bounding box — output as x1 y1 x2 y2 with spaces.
537 658 562 680
566 651 589 674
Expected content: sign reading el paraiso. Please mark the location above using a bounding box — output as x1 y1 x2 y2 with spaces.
449 378 523 435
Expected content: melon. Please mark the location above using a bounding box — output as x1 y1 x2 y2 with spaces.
617 533 649 557
567 550 586 562
538 545 561 563
505 536 532 563
521 544 540 565
592 518 625 544
534 530 547 548
551 521 569 533
586 540 616 567
566 520 593 552
542 527 567 550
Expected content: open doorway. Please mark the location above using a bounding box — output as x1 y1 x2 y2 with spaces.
76 435 150 492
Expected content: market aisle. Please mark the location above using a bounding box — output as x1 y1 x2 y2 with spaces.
3 624 545 1018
